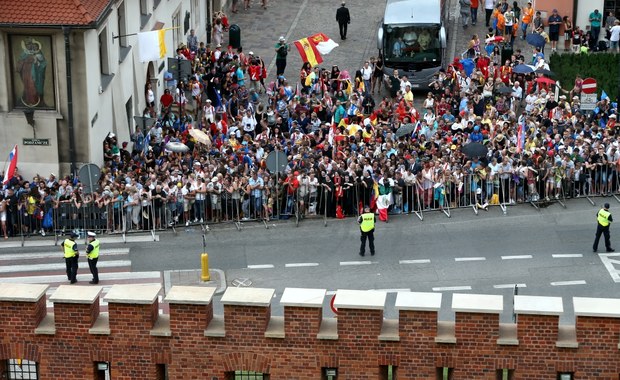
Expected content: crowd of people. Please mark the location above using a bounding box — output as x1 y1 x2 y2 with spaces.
466 0 620 53
1 3 619 239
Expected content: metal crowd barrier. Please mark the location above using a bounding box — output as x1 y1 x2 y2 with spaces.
8 163 620 246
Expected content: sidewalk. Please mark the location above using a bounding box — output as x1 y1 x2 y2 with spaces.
163 268 227 294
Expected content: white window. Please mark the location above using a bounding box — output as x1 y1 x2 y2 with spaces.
191 0 200 29
172 11 181 52
98 26 110 75
117 1 127 47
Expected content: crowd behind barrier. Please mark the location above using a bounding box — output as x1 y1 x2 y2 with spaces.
2 167 620 240
1 7 619 241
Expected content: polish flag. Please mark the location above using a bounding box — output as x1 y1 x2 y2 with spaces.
2 145 18 186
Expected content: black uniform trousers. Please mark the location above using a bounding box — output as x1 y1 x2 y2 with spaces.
593 223 611 251
65 256 78 283
338 22 348 39
360 228 375 255
88 258 99 283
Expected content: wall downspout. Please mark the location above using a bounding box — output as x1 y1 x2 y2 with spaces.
62 26 77 175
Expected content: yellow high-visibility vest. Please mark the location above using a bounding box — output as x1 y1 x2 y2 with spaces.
598 209 611 227
87 239 100 259
360 212 375 232
63 239 77 258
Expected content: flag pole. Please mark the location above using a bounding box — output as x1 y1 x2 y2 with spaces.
113 26 181 40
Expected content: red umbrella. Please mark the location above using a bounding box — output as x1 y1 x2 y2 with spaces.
535 77 556 85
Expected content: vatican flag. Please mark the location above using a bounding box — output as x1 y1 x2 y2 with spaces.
138 29 168 62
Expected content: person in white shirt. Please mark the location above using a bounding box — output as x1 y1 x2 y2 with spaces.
610 20 620 53
241 109 257 137
399 76 412 94
361 61 373 93
203 99 215 124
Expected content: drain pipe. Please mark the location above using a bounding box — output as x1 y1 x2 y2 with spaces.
62 26 78 176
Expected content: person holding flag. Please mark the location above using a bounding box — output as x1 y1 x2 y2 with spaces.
2 145 18 188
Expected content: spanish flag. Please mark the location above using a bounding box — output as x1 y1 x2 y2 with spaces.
294 37 322 67
138 29 168 62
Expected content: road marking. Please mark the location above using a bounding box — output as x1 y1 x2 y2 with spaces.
399 259 431 264
598 252 620 283
552 254 583 258
454 257 486 262
285 263 320 268
550 280 587 286
247 264 275 269
432 285 472 291
340 261 373 266
0 260 131 274
493 283 527 289
372 288 411 293
501 255 533 260
0 249 130 261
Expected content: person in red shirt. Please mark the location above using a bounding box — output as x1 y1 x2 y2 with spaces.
248 60 262 94
160 89 174 113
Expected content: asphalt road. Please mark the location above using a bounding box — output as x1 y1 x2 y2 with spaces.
121 198 620 321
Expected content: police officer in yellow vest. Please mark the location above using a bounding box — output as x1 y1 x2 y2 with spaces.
86 231 100 284
593 203 614 253
357 205 376 256
62 232 79 284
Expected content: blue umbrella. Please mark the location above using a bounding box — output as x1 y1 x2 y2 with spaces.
526 33 546 48
460 58 475 77
513 64 535 74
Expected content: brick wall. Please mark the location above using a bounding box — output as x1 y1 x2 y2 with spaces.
2 287 620 379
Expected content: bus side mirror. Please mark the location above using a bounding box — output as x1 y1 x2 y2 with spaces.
377 27 384 51
439 26 446 48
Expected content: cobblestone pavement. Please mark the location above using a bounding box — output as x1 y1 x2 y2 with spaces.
222 0 568 94
223 0 384 86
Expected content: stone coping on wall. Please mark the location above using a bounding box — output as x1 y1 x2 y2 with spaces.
452 293 503 314
165 286 216 305
0 283 48 302
280 288 326 308
49 285 102 304
574 297 620 318
104 284 162 304
395 291 442 311
514 295 563 316
221 287 274 307
332 289 386 310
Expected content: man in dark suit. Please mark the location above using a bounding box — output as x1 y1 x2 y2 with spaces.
336 1 351 40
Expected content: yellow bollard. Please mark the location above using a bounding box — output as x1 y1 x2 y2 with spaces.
201 253 211 281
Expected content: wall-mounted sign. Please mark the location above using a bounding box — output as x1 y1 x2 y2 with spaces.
23 138 50 146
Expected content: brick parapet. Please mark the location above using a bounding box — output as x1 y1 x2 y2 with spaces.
1 284 620 378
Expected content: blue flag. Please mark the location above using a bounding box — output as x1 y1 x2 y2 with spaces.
601 90 609 101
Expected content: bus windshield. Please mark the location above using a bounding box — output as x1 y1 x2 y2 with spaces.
383 25 442 69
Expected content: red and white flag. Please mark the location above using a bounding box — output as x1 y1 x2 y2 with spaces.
294 33 339 67
2 144 18 186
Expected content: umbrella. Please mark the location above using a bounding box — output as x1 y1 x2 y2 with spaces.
535 77 556 85
526 33 546 48
496 85 513 94
513 64 535 74
461 143 488 158
485 36 505 44
395 123 416 137
165 141 190 153
189 128 212 145
534 68 555 77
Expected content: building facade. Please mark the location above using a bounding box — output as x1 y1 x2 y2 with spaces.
0 0 224 179
1 283 620 379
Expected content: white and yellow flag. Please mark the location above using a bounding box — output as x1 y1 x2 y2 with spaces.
138 29 167 62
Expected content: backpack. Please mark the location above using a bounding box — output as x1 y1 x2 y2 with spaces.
278 45 288 57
